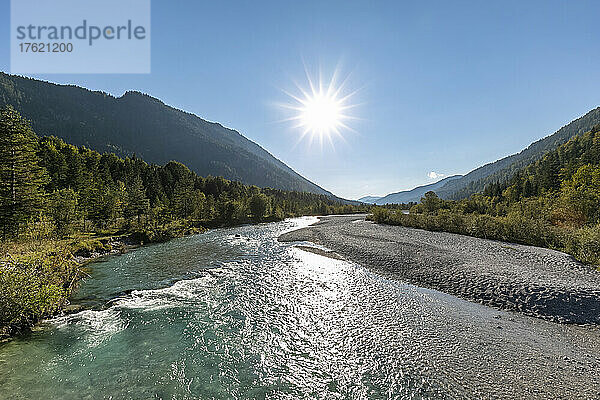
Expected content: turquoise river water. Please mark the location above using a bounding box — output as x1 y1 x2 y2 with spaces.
1 217 599 399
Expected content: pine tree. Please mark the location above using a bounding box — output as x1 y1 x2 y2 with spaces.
125 175 149 224
48 188 78 236
172 175 195 219
0 106 48 237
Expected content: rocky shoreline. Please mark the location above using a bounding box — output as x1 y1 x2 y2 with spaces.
71 235 140 265
279 214 600 324
0 226 208 341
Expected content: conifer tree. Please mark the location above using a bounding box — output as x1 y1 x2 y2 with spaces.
48 188 78 236
125 175 149 224
0 106 48 237
172 176 195 219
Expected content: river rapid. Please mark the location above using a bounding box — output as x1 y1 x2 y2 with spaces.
0 217 599 399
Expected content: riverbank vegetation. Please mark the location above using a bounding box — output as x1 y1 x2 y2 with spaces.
0 241 81 338
370 124 600 267
0 106 369 337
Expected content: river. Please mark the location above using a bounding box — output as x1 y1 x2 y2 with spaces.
0 217 598 399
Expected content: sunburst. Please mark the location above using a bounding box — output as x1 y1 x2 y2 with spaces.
280 66 359 149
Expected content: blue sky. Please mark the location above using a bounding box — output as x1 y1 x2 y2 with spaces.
1 0 599 199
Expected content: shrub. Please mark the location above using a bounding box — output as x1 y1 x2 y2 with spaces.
370 204 600 267
572 225 600 265
0 247 80 338
369 207 392 223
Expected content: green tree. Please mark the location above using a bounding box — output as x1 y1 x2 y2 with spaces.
219 200 237 224
421 191 442 213
249 193 269 221
125 175 149 224
190 190 206 220
48 188 78 236
273 206 285 220
0 106 48 237
172 176 195 219
558 164 600 224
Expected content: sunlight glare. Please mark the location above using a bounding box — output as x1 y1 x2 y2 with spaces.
300 91 342 136
280 66 358 149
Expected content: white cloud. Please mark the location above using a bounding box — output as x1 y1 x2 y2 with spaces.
427 171 445 180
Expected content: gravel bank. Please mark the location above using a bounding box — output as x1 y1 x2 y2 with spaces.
279 214 600 324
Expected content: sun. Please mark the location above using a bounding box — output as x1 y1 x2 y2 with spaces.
299 90 344 136
280 66 358 148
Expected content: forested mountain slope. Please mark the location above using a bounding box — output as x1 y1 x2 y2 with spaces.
491 123 600 208
0 73 332 196
435 107 600 199
372 123 600 268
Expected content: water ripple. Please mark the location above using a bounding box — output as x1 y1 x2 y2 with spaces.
0 217 599 399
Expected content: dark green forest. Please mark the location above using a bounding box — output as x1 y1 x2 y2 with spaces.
371 124 600 267
0 72 332 195
434 106 600 200
0 105 364 239
0 106 367 338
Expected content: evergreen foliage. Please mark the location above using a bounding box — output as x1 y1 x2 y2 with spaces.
371 124 600 266
0 106 48 236
0 106 367 239
0 106 369 337
0 72 332 195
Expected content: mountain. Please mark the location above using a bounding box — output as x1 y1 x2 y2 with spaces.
435 107 600 199
373 175 462 205
357 196 382 204
0 72 332 196
492 123 600 201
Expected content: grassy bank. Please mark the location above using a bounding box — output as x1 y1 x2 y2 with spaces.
0 211 367 340
369 207 600 267
0 107 370 339
0 241 81 339
0 222 209 340
369 125 600 269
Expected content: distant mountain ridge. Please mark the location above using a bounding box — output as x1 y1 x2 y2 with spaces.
371 175 462 205
357 196 382 204
435 107 600 199
0 72 333 196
